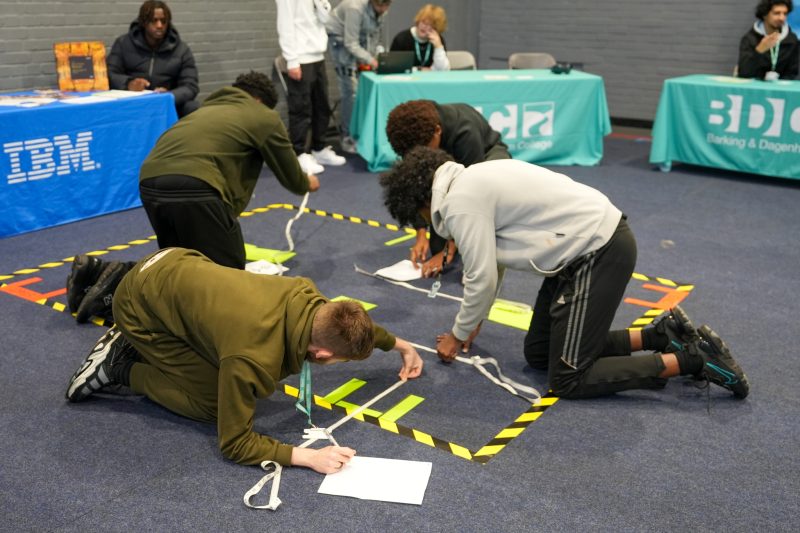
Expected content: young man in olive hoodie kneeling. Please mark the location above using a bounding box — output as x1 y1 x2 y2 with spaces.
65 247 423 474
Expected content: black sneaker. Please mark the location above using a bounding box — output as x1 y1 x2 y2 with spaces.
651 305 700 353
66 255 105 313
75 262 127 323
65 326 138 402
696 325 750 399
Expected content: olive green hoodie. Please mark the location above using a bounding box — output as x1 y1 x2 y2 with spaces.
114 248 396 465
140 86 308 215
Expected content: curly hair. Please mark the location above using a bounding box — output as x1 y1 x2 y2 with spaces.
138 0 171 28
386 100 440 157
756 0 793 18
379 146 453 227
232 71 278 108
312 301 375 360
415 4 448 34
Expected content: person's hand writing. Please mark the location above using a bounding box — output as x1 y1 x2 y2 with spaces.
291 445 355 474
127 78 150 91
410 230 430 267
288 67 302 81
421 241 455 278
421 251 444 278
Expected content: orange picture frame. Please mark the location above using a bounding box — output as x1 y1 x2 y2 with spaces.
53 41 110 91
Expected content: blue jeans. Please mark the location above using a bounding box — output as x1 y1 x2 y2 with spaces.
328 39 359 137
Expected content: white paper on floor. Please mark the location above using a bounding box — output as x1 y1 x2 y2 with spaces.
374 259 422 282
317 456 432 505
245 260 288 275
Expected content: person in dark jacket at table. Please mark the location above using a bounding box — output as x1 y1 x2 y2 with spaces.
385 99 510 278
737 0 799 80
107 0 200 117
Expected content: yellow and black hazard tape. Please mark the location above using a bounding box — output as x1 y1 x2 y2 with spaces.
242 203 414 234
17 296 114 328
282 383 558 464
0 236 157 284
631 272 694 291
471 396 558 463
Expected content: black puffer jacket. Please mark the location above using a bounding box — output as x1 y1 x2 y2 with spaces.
107 21 199 109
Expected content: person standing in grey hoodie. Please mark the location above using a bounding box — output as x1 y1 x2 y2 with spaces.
380 146 749 400
325 0 392 153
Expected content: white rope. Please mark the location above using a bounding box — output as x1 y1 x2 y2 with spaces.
284 192 310 253
243 379 406 510
353 264 463 302
243 461 283 510
408 341 541 403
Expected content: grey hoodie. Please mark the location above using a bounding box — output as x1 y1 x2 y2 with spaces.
430 159 621 340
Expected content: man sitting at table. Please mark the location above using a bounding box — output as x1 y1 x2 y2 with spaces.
738 0 799 80
385 99 510 278
107 0 200 117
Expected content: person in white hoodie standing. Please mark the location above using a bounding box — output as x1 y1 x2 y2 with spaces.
380 146 750 400
276 0 346 175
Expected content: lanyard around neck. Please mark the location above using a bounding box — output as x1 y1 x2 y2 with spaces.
770 39 781 70
414 39 431 65
295 360 313 426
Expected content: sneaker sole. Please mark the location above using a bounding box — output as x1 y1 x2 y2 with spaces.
65 329 120 402
698 325 750 399
75 262 125 323
66 255 101 313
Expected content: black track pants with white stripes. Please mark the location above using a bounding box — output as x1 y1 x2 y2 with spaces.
524 218 667 398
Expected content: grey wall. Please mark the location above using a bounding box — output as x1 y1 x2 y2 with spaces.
0 0 279 98
0 0 764 121
477 0 757 121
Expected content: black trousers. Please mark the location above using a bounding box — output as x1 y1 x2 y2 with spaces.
139 175 246 270
286 60 332 154
523 217 667 398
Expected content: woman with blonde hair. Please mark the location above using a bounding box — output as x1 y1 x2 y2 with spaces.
390 4 450 70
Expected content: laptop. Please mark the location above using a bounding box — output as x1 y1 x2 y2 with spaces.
375 51 415 74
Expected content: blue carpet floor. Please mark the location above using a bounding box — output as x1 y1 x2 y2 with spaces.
0 137 797 532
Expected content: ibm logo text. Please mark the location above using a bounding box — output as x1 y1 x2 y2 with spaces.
3 131 100 185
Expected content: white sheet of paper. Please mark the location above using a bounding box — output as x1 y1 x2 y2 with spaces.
245 259 288 275
317 456 432 505
374 259 422 282
92 89 152 99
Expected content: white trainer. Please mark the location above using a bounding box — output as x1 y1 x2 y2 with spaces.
312 146 347 166
297 152 324 175
340 136 358 154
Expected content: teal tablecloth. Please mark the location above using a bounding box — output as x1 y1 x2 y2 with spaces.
650 74 800 180
351 69 611 172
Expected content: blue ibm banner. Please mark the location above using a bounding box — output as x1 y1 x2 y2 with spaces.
0 93 177 238
650 75 800 180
